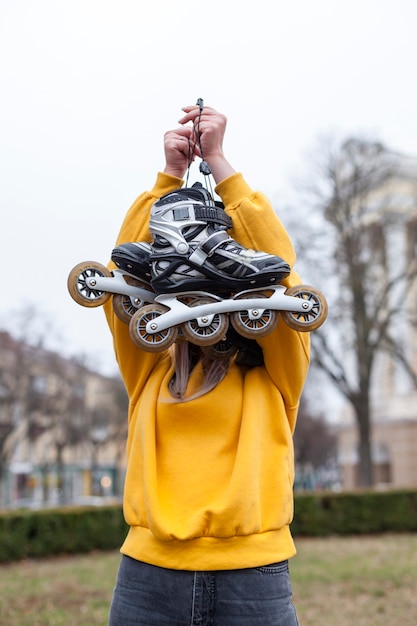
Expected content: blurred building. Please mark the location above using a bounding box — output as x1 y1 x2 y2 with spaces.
0 331 127 508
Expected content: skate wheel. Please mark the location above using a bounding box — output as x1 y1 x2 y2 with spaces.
230 292 278 338
113 294 139 323
201 338 238 361
112 277 152 323
281 285 328 332
67 261 112 308
129 304 178 352
181 297 229 346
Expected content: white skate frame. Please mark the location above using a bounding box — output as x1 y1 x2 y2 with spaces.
85 270 155 305
145 286 313 334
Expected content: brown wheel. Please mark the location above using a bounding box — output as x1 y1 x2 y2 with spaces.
112 277 152 323
67 261 112 308
230 291 278 338
281 285 328 332
181 296 229 346
113 294 139 323
129 304 178 352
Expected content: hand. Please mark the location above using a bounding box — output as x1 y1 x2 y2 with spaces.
178 105 235 183
178 105 227 161
163 125 196 179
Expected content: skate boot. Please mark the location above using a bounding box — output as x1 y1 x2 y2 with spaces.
111 241 152 286
126 184 328 353
148 183 291 294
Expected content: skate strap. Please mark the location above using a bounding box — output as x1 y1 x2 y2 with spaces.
188 231 231 266
172 206 232 229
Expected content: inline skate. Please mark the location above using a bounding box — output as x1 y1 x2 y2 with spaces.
125 183 328 352
67 183 328 353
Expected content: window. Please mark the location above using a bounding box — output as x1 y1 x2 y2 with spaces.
31 375 47 394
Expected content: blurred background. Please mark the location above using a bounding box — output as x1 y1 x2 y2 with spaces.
1 0 416 507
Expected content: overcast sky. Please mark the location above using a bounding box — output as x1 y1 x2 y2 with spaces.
1 0 416 375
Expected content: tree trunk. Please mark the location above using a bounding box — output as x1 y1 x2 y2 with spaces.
0 464 7 507
56 444 65 504
355 401 374 487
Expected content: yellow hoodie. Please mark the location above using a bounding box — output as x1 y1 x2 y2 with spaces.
104 172 310 571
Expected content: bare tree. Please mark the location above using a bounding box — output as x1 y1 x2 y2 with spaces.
294 398 337 471
87 376 128 498
0 304 60 496
0 330 38 505
287 137 417 487
100 377 129 496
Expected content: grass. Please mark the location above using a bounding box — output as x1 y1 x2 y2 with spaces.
0 550 120 626
1 534 416 625
291 534 417 625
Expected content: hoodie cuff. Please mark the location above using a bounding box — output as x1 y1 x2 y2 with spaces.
149 172 184 199
214 173 255 207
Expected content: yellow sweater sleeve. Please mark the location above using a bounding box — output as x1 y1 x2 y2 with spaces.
215 172 310 431
103 172 183 402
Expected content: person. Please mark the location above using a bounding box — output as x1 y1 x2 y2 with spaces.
104 103 309 626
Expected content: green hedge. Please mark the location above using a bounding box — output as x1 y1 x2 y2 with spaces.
1 490 417 563
0 505 127 563
291 489 417 536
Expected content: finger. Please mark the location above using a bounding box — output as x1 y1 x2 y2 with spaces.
178 109 198 125
165 126 194 142
178 105 217 125
181 105 216 113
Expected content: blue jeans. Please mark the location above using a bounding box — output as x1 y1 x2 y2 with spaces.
109 555 300 625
